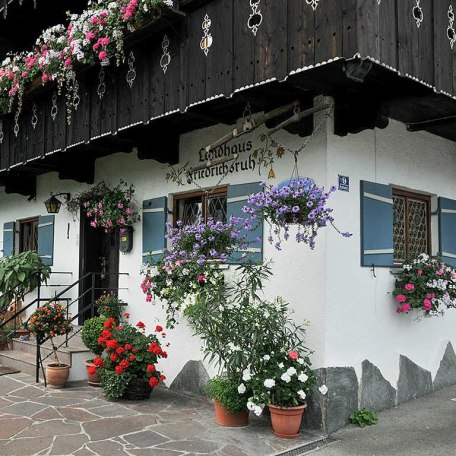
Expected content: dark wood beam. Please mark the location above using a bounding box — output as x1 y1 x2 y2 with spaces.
58 155 95 184
0 172 36 197
406 115 456 132
137 130 179 165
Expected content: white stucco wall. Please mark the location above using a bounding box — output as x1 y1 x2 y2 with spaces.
1 100 456 389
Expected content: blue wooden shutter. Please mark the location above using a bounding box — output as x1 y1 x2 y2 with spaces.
360 181 394 267
37 215 55 266
2 222 15 257
227 182 263 264
142 197 167 264
439 197 456 267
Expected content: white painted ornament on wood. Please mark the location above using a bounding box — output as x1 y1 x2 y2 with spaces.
97 67 106 100
306 0 319 11
413 0 423 29
31 103 38 129
448 5 456 49
248 0 263 36
126 51 137 88
0 120 3 144
51 92 58 122
160 35 171 74
200 14 213 57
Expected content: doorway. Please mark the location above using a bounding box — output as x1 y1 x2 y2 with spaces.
78 209 119 323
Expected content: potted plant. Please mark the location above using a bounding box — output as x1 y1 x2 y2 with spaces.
81 316 107 387
205 376 250 427
95 292 125 322
67 180 140 234
393 253 456 317
242 179 351 250
94 316 167 401
247 350 315 438
28 302 73 388
2 322 15 350
0 251 51 334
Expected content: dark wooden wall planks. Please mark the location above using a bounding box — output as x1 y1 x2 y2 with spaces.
0 0 455 173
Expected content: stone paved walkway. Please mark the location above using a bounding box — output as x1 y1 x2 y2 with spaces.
0 372 324 456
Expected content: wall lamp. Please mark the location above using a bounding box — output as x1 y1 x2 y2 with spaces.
44 192 71 214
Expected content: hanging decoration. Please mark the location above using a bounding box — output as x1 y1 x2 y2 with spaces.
0 120 3 144
448 5 456 49
51 92 58 122
200 13 213 57
97 67 106 100
126 51 137 88
13 111 20 137
31 103 38 129
160 34 171 74
412 0 423 28
248 0 263 36
306 0 319 11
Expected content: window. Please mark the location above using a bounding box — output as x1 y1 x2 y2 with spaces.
173 187 227 225
19 217 38 253
393 189 431 263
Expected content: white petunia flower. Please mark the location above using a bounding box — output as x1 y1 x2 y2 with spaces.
263 354 270 361
297 390 307 400
298 373 309 383
238 383 246 394
287 367 297 376
319 385 328 395
242 369 251 382
278 362 284 369
297 358 305 365
280 373 291 383
264 378 275 389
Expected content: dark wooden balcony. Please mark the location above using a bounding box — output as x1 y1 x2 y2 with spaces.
0 0 456 196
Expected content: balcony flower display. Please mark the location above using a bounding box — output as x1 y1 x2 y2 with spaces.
393 253 456 317
242 179 351 250
67 180 140 233
0 0 173 118
94 316 167 401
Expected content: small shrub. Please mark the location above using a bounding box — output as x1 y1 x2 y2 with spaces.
98 369 127 401
349 408 378 428
205 376 249 413
81 316 107 356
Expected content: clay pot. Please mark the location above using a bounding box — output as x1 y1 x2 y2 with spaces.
46 364 70 388
85 360 101 387
268 403 307 438
214 400 249 427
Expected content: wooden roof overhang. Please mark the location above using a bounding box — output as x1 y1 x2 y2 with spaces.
1 0 456 197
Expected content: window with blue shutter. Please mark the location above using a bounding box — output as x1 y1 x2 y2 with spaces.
37 215 55 266
142 197 168 264
360 180 394 267
227 182 263 264
2 222 15 257
439 197 456 268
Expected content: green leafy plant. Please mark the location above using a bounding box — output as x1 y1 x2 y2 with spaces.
349 408 378 428
205 376 250 413
0 251 51 311
96 293 125 322
81 316 107 356
98 369 127 401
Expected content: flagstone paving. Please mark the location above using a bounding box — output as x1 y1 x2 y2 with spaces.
0 371 324 456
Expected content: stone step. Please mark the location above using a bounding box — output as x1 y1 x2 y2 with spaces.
0 349 40 377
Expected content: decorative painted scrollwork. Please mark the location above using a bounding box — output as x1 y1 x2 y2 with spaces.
31 103 38 130
14 111 20 137
413 0 423 29
160 35 171 74
0 120 4 144
448 5 456 49
126 51 136 88
248 0 263 36
200 14 213 57
51 91 58 122
73 78 80 110
306 0 319 11
97 67 106 99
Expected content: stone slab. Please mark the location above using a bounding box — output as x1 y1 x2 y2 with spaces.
361 359 396 411
397 355 433 404
434 342 456 391
170 360 210 396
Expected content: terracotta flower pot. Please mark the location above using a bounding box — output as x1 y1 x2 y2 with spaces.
214 400 249 427
85 360 101 387
268 403 307 438
46 364 70 389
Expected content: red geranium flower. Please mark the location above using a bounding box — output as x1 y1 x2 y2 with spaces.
159 375 166 381
106 339 119 349
124 312 130 318
288 351 299 360
88 365 97 375
93 357 104 368
155 325 163 332
115 366 124 375
116 347 125 355
149 377 159 387
110 353 119 362
146 364 155 373
125 344 132 351
129 355 135 361
136 321 146 329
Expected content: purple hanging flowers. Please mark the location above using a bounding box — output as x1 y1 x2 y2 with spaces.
242 179 351 250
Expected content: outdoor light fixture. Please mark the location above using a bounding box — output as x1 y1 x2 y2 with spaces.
44 192 71 214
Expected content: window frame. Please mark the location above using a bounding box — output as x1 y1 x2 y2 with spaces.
18 216 39 254
392 188 432 264
172 186 228 226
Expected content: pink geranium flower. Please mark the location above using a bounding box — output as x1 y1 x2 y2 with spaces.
396 294 407 303
404 283 415 291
